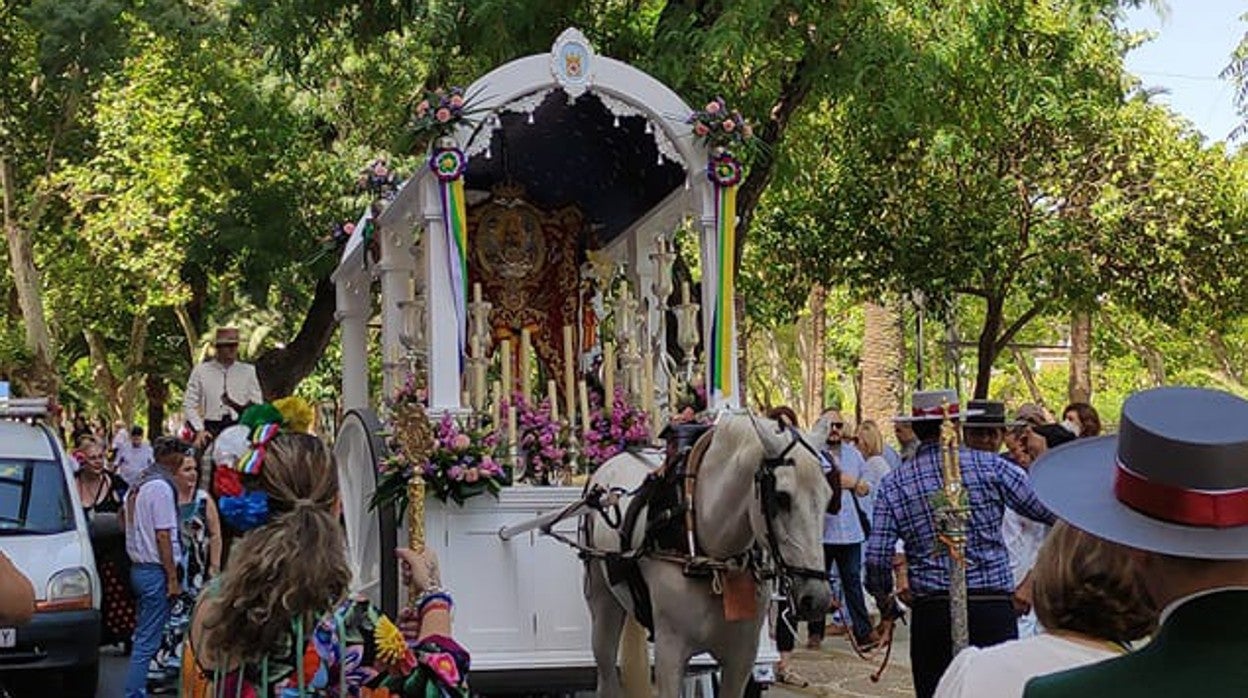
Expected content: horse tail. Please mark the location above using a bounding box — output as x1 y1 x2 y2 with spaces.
619 616 649 698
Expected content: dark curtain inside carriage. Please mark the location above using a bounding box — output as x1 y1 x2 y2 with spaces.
463 91 686 398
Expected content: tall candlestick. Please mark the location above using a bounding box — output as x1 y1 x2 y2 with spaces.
491 379 502 427
562 325 576 426
643 349 655 439
579 380 591 434
603 342 615 418
500 339 512 398
519 328 532 403
473 282 483 305
548 379 559 421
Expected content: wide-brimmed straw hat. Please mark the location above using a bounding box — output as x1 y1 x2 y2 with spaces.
963 400 1024 429
214 327 241 346
1029 386 1248 559
893 389 983 423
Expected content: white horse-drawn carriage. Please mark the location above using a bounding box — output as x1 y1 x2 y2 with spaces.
329 29 831 695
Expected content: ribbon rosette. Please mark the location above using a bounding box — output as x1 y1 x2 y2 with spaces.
707 151 743 187
429 147 467 182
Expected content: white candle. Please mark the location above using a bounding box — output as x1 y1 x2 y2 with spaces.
491 380 502 426
562 325 576 426
603 342 615 418
500 339 512 400
643 350 655 438
473 282 482 305
507 395 517 451
579 380 591 434
519 328 532 403
681 281 690 305
548 379 559 421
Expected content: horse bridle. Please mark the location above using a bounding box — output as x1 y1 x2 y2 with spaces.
750 419 831 590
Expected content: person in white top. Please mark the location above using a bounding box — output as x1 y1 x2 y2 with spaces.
183 327 263 448
113 426 155 487
934 521 1156 698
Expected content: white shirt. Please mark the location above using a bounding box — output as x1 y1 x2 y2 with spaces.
934 633 1122 698
125 478 181 565
182 359 264 431
113 441 154 486
1002 508 1048 586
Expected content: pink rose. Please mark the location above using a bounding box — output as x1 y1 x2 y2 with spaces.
450 95 464 108
343 222 355 235
705 101 721 114
694 122 709 136
451 433 471 449
722 119 736 132
416 100 429 117
465 467 480 483
448 466 464 481
436 108 452 123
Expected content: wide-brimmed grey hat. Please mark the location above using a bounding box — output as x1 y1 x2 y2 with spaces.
1029 386 1248 559
893 389 984 423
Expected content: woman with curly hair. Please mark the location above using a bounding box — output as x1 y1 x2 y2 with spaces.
934 521 1156 698
183 430 467 697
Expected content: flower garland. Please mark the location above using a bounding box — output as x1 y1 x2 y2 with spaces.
582 387 652 469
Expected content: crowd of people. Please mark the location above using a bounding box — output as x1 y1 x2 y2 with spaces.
4 324 1244 698
771 386 1248 698
0 328 470 697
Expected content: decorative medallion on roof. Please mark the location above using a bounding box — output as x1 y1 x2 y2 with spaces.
551 28 596 101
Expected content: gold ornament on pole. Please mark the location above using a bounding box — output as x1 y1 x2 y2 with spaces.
393 399 435 605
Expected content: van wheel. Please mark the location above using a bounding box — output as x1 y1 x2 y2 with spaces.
63 661 98 697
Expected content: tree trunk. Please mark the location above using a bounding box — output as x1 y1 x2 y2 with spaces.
144 373 168 438
805 284 827 426
254 275 339 399
1068 311 1092 403
84 329 122 422
1208 330 1245 388
973 296 1005 399
1 158 57 394
860 299 903 431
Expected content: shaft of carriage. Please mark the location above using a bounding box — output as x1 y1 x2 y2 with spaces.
497 484 621 541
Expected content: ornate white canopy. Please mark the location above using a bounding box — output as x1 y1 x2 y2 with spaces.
334 27 736 413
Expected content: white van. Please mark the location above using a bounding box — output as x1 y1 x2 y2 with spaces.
0 397 101 695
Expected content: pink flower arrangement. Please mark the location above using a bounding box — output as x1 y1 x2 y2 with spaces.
511 394 574 485
686 97 753 151
582 387 652 469
406 85 486 151
372 378 507 510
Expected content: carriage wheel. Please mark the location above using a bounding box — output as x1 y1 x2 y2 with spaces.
334 408 399 617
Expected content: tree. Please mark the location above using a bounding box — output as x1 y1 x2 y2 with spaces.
747 0 1245 398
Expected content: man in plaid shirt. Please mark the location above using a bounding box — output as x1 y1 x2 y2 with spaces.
865 389 1056 698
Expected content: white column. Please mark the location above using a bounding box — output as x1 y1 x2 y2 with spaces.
378 222 416 398
335 271 371 412
421 177 463 411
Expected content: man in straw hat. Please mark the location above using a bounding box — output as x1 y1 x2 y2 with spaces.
183 327 263 448
1024 387 1248 697
865 389 1056 698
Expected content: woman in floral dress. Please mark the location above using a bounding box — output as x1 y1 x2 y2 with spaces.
183 428 468 697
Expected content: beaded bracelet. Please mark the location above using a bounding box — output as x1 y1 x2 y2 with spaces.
415 589 453 615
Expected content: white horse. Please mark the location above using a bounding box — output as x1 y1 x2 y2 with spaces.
583 414 833 698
